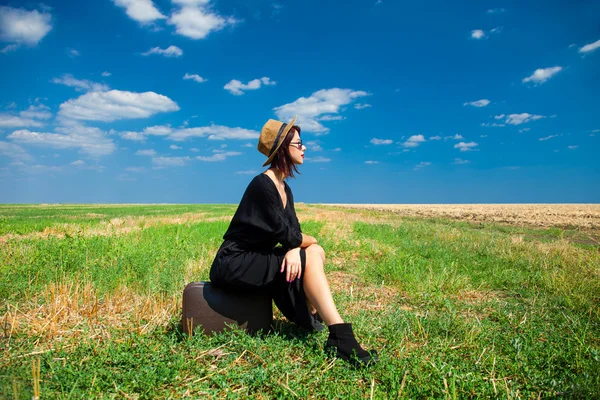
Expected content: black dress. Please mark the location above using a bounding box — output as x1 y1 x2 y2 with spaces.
210 173 315 330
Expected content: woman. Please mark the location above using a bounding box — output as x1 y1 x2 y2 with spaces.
210 116 378 367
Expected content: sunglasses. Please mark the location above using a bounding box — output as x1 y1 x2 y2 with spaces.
289 141 303 150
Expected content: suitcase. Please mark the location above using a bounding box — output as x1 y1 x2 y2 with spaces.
181 282 273 335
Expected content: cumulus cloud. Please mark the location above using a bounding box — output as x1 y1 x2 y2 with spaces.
8 124 116 157
464 99 490 107
183 73 206 83
0 141 32 161
401 134 426 148
0 104 52 128
274 88 368 134
196 151 242 162
305 140 322 151
522 66 562 84
101 71 112 77
453 158 470 164
305 156 331 163
58 90 179 122
168 1 238 40
370 138 392 145
364 160 379 164
136 149 156 156
539 134 560 141
152 156 191 168
68 48 80 57
481 122 505 127
579 39 600 54
487 8 506 13
567 145 578 150
503 113 546 125
454 141 478 151
0 6 52 47
119 124 258 142
170 144 182 150
429 135 442 140
236 169 258 175
414 161 431 170
52 74 110 92
471 29 485 39
224 77 275 95
354 103 372 109
113 0 166 24
141 45 183 57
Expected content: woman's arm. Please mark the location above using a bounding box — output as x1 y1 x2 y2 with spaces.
300 233 317 248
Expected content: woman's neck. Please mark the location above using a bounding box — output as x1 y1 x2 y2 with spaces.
268 168 286 185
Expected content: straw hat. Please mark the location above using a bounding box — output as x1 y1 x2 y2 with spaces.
257 116 297 167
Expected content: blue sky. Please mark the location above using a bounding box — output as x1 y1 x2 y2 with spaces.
1 0 599 204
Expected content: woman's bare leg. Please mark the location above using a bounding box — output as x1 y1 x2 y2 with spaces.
303 244 343 326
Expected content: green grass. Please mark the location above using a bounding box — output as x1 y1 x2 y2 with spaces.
1 205 599 398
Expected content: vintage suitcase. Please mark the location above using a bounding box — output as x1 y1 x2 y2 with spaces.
181 282 273 335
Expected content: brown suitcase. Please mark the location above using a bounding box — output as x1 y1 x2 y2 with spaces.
181 282 273 335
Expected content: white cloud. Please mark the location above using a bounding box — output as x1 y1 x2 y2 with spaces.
429 135 442 140
401 134 426 148
0 6 52 46
494 114 505 119
136 149 156 156
236 169 257 175
454 141 478 152
519 128 531 133
453 158 470 164
52 74 110 92
354 103 372 109
305 141 322 151
364 160 379 164
504 113 546 125
0 114 44 128
370 138 393 145
539 134 560 141
120 131 146 141
522 66 562 84
125 166 146 172
70 160 85 166
168 2 238 40
444 134 463 140
332 147 342 152
183 73 207 83
414 161 431 169
224 77 275 95
170 144 182 150
487 8 506 13
20 104 52 120
68 48 80 57
567 145 578 150
196 151 241 162
464 99 490 107
318 115 345 121
141 45 182 57
119 124 258 142
480 134 488 138
58 90 179 122
274 88 368 134
8 124 116 157
0 141 32 161
481 122 505 127
13 164 63 174
1 44 18 53
579 39 600 53
471 29 485 39
152 156 191 168
113 0 166 24
305 156 331 163
101 71 112 77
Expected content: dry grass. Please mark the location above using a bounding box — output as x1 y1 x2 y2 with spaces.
322 204 600 230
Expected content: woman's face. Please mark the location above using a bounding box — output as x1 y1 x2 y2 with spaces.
288 130 305 165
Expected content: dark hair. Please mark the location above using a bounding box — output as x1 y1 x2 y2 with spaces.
269 125 301 179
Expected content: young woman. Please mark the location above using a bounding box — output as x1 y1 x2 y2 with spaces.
210 117 378 367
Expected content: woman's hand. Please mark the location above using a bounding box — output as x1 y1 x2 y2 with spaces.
281 247 302 282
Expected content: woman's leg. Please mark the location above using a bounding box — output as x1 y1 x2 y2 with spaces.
303 244 344 326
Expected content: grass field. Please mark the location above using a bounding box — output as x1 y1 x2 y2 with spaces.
1 204 599 398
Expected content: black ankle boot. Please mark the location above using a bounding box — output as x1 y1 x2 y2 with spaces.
325 323 379 367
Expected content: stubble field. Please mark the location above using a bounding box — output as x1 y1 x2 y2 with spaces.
1 203 599 398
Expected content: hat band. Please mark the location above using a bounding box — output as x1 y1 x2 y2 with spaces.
269 123 287 156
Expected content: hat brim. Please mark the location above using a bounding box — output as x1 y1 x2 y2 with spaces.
262 116 297 167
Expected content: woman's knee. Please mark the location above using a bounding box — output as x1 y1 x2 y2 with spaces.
306 244 325 262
